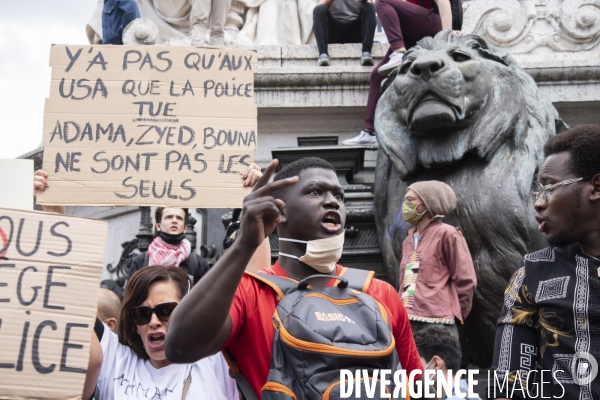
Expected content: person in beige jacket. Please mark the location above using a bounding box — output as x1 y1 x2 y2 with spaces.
399 180 477 339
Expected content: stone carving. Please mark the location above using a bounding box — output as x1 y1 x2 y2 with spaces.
235 0 316 45
225 1 247 43
463 0 600 53
88 0 316 46
134 0 232 45
548 0 600 50
122 18 159 45
374 31 564 366
463 0 537 49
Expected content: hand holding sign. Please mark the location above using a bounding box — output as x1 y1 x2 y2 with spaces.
34 170 66 215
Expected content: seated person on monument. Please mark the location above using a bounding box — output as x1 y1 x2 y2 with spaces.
97 288 122 332
313 0 377 67
399 181 476 338
342 0 457 146
376 0 460 75
491 125 600 400
83 265 238 399
415 325 482 400
164 157 424 399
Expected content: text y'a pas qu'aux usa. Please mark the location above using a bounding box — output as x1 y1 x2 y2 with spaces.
62 47 253 74
339 369 568 399
59 47 254 100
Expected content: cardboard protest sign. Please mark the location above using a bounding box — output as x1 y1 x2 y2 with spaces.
0 160 33 210
0 208 107 399
38 45 257 208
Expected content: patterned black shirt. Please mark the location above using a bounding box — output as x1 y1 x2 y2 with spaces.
491 244 600 399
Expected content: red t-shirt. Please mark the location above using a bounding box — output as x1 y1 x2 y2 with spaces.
407 0 433 9
223 262 423 397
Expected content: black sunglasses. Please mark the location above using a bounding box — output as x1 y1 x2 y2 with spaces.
129 302 178 325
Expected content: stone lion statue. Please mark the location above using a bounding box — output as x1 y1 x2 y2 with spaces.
374 31 566 367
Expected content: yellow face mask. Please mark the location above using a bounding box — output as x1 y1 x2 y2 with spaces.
402 202 427 225
279 232 345 273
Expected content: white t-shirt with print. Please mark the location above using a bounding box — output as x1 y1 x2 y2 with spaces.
96 326 238 400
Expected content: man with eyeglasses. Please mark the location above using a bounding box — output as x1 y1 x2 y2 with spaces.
490 124 600 400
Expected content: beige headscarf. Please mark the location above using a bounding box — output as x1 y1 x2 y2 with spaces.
408 181 457 219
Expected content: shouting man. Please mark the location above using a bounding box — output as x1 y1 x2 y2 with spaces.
491 125 600 399
165 157 422 398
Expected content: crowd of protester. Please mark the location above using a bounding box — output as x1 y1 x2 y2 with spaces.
32 123 600 399
26 1 600 398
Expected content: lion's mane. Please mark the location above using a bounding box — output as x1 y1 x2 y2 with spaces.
374 31 562 366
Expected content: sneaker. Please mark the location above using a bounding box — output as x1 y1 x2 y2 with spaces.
361 51 374 66
342 130 378 146
317 53 331 67
378 51 405 76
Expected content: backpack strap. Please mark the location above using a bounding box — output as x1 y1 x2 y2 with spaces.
245 269 376 297
340 268 376 293
244 271 299 300
221 349 260 400
224 270 300 399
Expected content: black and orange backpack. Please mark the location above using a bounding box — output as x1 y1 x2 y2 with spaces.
226 268 399 400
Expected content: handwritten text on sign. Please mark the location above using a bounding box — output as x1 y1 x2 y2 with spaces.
0 208 106 399
38 45 258 207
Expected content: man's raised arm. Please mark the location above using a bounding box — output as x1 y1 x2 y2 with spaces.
165 160 298 363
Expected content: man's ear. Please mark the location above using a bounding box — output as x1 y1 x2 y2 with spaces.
106 318 118 332
155 223 161 232
432 355 446 370
590 174 600 201
277 200 288 224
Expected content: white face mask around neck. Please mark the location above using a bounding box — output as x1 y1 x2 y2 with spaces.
278 232 345 274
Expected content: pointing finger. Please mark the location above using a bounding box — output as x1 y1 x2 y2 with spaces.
248 176 298 199
251 159 278 193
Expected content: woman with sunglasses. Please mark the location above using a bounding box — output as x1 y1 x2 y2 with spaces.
88 265 237 399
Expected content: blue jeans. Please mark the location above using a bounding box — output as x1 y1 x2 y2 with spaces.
102 0 140 45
